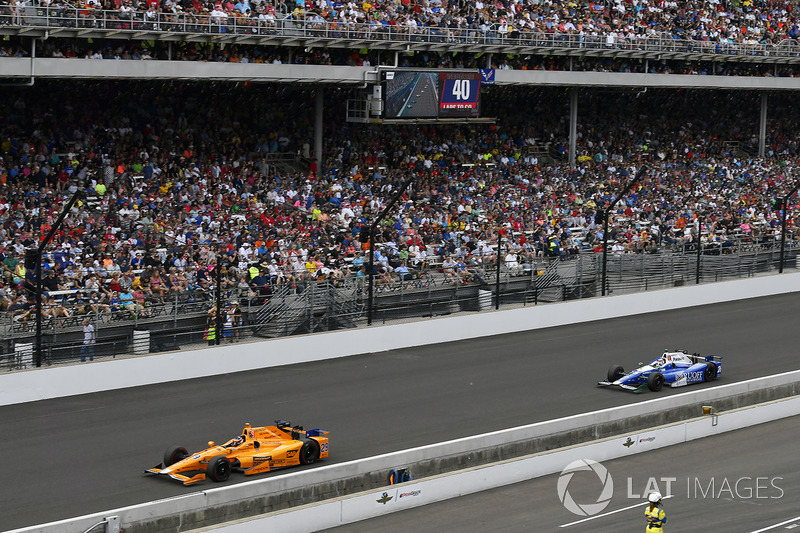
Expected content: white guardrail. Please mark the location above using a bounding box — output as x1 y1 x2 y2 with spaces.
11 369 800 533
4 272 800 406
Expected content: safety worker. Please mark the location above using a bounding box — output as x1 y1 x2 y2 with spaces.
547 234 559 256
645 491 667 532
205 308 217 346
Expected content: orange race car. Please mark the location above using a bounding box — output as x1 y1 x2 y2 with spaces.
145 420 330 485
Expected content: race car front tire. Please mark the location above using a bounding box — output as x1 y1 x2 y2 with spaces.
163 446 189 467
207 456 231 482
704 362 718 382
647 372 665 392
607 365 625 382
299 439 320 465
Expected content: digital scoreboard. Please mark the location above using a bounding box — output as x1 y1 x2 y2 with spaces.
438 72 481 117
383 70 482 120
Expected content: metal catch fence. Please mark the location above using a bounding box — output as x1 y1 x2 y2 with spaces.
1 240 795 371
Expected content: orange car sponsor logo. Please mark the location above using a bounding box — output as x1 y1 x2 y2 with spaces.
286 450 297 459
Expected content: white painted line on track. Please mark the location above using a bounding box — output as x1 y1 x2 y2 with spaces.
747 516 800 532
559 495 673 528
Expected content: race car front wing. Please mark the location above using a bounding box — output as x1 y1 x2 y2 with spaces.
145 465 207 485
596 380 647 393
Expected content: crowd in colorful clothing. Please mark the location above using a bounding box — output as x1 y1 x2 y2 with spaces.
0 81 796 322
5 0 800 46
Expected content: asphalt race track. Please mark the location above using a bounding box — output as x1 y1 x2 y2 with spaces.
328 415 800 533
2 293 800 530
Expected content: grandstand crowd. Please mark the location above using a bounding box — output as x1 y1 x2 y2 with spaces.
3 0 800 47
0 79 797 325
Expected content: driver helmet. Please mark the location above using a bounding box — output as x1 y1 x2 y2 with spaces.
648 492 662 503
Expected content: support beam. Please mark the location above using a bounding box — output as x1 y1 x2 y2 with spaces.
779 180 800 274
569 89 578 168
215 252 223 345
495 225 501 309
315 87 323 175
759 92 768 158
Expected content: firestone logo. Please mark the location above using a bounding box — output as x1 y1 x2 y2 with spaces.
557 459 614 516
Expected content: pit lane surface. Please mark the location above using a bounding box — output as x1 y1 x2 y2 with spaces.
2 293 800 530
328 415 800 533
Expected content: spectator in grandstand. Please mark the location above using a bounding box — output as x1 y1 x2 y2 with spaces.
441 256 459 284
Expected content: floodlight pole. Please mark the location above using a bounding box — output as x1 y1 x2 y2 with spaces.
601 166 647 297
779 181 800 273
367 174 415 325
34 188 83 367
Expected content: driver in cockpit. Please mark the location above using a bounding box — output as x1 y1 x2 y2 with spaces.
228 435 246 447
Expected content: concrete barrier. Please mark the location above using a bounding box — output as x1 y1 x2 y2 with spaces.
3 272 800 406
176 394 800 532
12 369 800 533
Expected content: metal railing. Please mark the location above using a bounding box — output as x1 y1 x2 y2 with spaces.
1 237 794 371
2 6 800 60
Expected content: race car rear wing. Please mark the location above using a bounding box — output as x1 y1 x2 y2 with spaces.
275 421 329 439
690 353 723 364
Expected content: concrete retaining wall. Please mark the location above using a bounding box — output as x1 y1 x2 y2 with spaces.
189 394 800 532
3 272 800 406
12 369 800 533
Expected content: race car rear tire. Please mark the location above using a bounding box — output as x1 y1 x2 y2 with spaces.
163 446 189 467
607 365 625 382
299 439 320 465
207 456 231 482
704 362 718 382
647 372 665 392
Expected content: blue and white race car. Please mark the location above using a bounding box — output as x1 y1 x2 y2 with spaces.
598 350 723 392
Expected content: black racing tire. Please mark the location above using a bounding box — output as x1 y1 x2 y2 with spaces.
704 362 718 382
299 439 320 465
163 446 189 467
607 365 625 382
647 372 665 392
207 456 231 482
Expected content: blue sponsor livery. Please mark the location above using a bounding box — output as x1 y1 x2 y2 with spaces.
598 350 723 393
